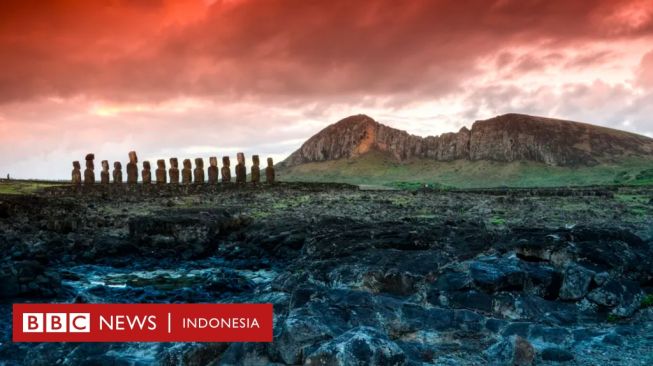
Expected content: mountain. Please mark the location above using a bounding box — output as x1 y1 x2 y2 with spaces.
282 113 653 167
278 114 653 188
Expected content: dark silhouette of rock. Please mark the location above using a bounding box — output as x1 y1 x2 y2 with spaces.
169 158 179 184
282 114 653 168
83 153 95 185
194 158 205 184
221 157 231 183
127 151 138 184
251 155 260 184
266 158 275 184
235 152 246 183
113 162 123 183
71 161 81 185
182 159 192 184
156 160 166 184
208 157 219 184
541 348 574 362
142 161 152 184
100 160 110 184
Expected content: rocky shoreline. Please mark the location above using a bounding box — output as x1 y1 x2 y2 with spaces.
1 183 652 365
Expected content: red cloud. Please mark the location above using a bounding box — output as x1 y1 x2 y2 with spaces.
1 0 652 104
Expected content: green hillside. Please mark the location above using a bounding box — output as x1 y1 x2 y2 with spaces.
277 150 653 189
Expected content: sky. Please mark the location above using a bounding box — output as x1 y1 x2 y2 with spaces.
1 0 653 179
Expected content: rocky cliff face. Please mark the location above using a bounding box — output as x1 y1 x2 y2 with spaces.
282 114 653 167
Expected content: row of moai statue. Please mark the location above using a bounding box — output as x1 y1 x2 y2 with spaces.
71 151 275 185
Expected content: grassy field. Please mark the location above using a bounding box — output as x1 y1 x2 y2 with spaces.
0 180 65 195
278 150 653 189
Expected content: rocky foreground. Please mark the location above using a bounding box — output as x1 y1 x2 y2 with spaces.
1 183 653 365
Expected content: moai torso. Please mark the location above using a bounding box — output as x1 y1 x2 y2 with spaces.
71 161 82 185
235 152 246 183
266 158 275 184
142 161 152 184
100 160 110 184
84 153 95 185
221 157 231 183
169 158 180 184
182 159 192 184
208 157 218 184
127 151 138 184
194 158 205 184
113 162 123 183
156 160 167 184
251 155 260 184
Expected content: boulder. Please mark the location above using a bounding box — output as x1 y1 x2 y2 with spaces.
277 310 333 364
484 335 535 366
587 279 643 318
470 258 525 292
559 264 594 300
304 326 406 366
0 260 61 299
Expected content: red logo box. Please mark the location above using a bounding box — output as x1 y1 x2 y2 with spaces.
13 303 273 342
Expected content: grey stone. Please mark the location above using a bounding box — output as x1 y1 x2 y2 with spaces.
559 264 594 300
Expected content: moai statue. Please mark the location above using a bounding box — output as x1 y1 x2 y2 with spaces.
84 153 95 185
221 157 231 183
156 159 167 184
127 151 138 184
235 152 246 184
266 157 275 184
100 160 110 184
182 159 192 184
251 155 261 184
113 162 123 183
169 158 180 184
71 161 82 185
142 161 152 184
208 157 219 184
194 158 205 184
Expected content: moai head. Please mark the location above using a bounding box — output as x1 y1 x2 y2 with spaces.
85 153 95 168
222 156 230 167
157 159 166 169
101 160 109 172
114 161 122 170
195 158 204 169
209 157 218 167
73 161 81 169
237 152 245 165
183 159 192 169
128 151 138 164
170 158 178 168
252 155 260 166
267 158 274 167
143 161 151 170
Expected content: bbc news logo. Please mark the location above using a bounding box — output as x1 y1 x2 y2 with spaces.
13 303 273 342
23 313 90 333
